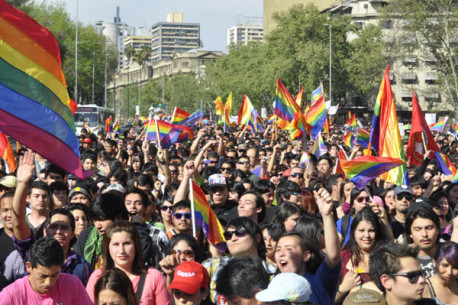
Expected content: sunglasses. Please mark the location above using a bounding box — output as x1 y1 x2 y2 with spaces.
390 270 425 284
171 170 179 174
238 161 249 165
396 193 412 201
172 249 194 258
290 173 303 178
160 206 173 212
221 167 232 172
173 212 192 220
48 223 70 231
356 196 370 203
223 229 248 240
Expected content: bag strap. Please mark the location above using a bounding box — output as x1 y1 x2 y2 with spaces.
135 272 147 301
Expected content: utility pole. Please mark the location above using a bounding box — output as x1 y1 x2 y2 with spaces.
323 23 332 104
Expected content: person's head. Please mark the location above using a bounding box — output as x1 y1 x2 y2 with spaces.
227 182 246 202
237 191 266 224
43 208 76 252
159 194 174 223
253 179 275 208
246 147 259 167
276 181 301 205
433 241 458 284
294 214 324 250
26 237 64 294
64 203 89 238
349 207 383 263
169 261 210 305
410 177 427 198
215 256 270 305
168 233 202 263
430 191 450 222
49 181 69 209
256 273 312 304
172 200 192 234
82 153 97 171
317 155 333 178
90 193 129 236
220 159 235 179
224 217 265 259
370 242 424 302
272 202 303 232
261 223 284 261
94 268 139 305
102 221 144 275
349 188 371 215
45 164 66 185
208 174 229 207
405 205 440 255
393 185 413 215
124 188 150 221
288 167 304 185
237 155 251 172
103 139 117 154
68 183 93 207
28 180 50 213
0 191 14 234
109 168 128 186
445 182 458 207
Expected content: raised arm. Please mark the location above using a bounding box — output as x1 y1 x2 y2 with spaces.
174 160 195 204
12 151 35 241
190 129 205 154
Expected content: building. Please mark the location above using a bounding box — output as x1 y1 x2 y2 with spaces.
151 13 201 62
123 36 153 68
263 0 340 35
227 24 264 46
95 7 134 71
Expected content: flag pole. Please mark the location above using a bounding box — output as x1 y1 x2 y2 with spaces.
155 119 161 148
189 178 197 238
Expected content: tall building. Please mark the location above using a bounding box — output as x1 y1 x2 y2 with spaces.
227 24 264 46
151 13 201 62
95 7 134 71
123 36 153 68
264 0 341 35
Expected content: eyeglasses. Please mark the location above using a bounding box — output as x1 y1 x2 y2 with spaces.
223 229 248 240
390 270 425 284
172 249 194 258
173 212 192 220
221 167 232 172
48 223 70 231
238 161 249 165
396 193 412 201
290 173 303 178
208 160 217 164
356 196 370 203
160 206 173 212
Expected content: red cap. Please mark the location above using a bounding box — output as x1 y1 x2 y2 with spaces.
83 138 92 143
168 261 209 294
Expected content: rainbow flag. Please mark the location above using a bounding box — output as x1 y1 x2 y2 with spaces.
299 152 310 168
0 130 16 173
223 92 232 132
340 156 404 189
450 124 458 136
145 119 176 140
215 96 224 116
345 114 357 132
171 107 190 124
453 171 458 183
356 127 370 148
112 122 119 133
179 110 203 127
311 83 324 105
434 152 457 176
295 87 303 109
304 90 327 139
145 119 191 145
369 66 408 186
429 118 448 133
274 79 301 122
322 117 330 135
310 132 327 157
190 181 226 252
238 94 254 126
0 1 88 178
344 131 354 148
105 116 112 132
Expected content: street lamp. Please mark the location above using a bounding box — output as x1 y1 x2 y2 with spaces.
323 23 332 104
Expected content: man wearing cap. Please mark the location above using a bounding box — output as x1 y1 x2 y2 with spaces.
168 261 210 305
69 184 92 207
391 185 414 241
81 138 92 150
0 175 16 199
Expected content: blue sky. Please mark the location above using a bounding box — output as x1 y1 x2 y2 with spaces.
60 0 263 52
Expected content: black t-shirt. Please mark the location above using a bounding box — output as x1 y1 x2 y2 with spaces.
212 199 238 225
0 229 15 265
263 205 279 225
391 218 406 240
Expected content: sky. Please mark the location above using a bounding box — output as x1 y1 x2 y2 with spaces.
58 0 264 52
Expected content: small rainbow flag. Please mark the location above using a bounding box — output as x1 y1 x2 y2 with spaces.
434 152 457 176
311 83 323 104
340 156 404 189
453 171 458 183
223 92 232 132
450 123 458 136
112 122 119 133
429 117 448 133
171 107 190 124
343 131 354 148
190 181 226 252
310 132 327 157
274 78 300 122
105 116 112 132
356 127 370 148
0 130 16 173
299 152 310 168
264 114 276 123
215 96 224 116
179 110 203 127
304 91 326 140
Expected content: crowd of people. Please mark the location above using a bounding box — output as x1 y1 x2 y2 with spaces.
0 121 457 305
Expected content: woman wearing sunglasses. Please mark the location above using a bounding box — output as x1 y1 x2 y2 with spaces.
159 233 203 286
422 241 458 304
86 221 172 305
158 195 175 232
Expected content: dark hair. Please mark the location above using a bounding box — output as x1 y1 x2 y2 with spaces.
349 188 371 215
172 200 191 213
43 208 76 233
45 164 66 179
226 217 266 259
348 207 383 267
65 203 89 221
124 188 150 209
405 205 440 236
253 179 275 195
294 214 323 249
240 190 266 223
215 256 269 300
135 174 154 190
102 221 144 275
370 242 419 294
109 168 128 186
434 241 458 270
231 169 247 181
168 233 203 263
28 180 50 195
276 181 300 205
271 202 302 229
0 190 15 203
279 231 322 274
261 223 284 242
28 236 64 268
317 155 334 168
410 176 427 189
49 181 69 194
82 152 97 163
142 162 159 176
89 193 129 221
94 268 138 305
227 182 246 199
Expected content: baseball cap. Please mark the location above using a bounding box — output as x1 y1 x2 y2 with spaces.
208 174 227 189
83 138 92 144
0 175 17 189
343 288 386 305
168 261 209 295
104 183 126 194
255 273 312 303
68 185 92 201
393 185 412 197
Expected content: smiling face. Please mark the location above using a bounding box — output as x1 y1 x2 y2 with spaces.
237 193 260 221
275 235 308 275
109 231 136 271
172 240 195 264
226 226 257 256
353 220 376 253
437 258 458 284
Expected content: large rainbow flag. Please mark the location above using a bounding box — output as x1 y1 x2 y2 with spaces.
171 107 190 124
274 79 301 122
340 156 404 189
190 181 226 252
0 1 86 178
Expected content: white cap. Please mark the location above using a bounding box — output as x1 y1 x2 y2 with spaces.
255 273 312 303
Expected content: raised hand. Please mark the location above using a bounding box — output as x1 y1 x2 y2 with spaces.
16 150 35 183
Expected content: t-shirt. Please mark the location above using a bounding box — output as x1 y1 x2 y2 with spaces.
418 255 435 279
212 199 238 224
0 273 92 305
86 268 172 305
305 259 341 305
0 229 15 265
391 218 406 240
